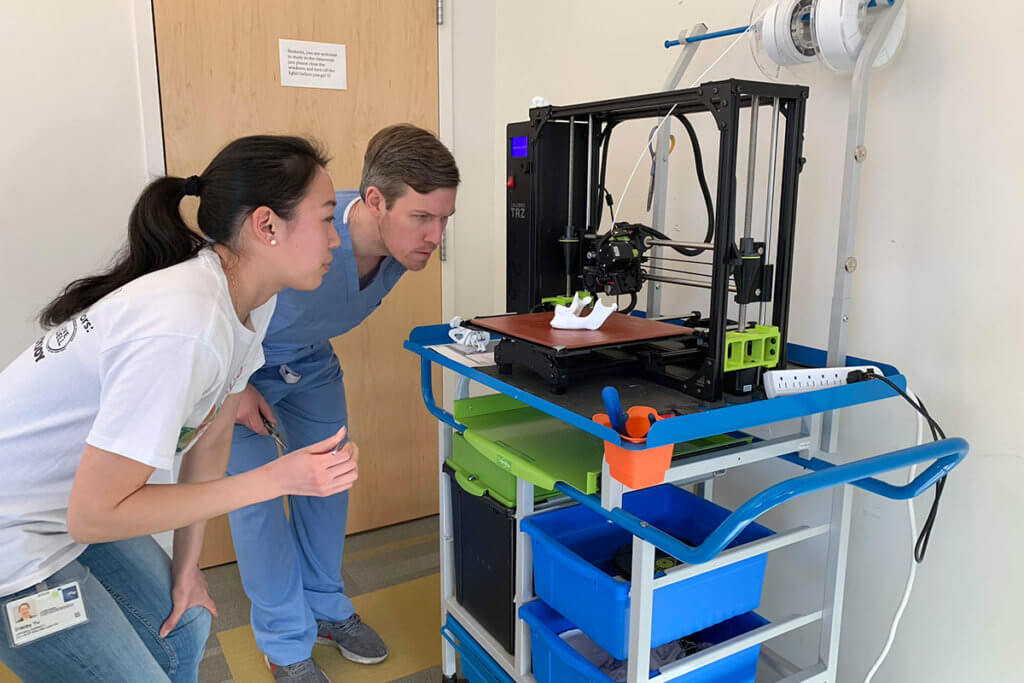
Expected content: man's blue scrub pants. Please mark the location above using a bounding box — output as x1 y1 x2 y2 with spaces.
226 345 353 666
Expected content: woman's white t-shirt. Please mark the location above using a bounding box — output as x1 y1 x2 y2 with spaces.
0 248 276 596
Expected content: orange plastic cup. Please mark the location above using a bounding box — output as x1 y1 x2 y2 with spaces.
593 406 672 489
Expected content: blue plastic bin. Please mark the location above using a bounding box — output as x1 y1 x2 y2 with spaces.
442 614 514 683
521 600 767 683
520 484 774 660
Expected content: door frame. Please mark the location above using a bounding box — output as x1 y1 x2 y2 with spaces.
132 0 166 182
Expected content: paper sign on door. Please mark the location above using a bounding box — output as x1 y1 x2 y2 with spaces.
279 39 347 90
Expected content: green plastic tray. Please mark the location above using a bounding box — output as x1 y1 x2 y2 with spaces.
449 433 559 507
451 394 754 497
454 394 605 495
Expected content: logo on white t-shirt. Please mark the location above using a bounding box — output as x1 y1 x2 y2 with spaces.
45 320 77 353
33 314 93 363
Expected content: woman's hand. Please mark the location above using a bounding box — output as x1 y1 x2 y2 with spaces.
268 426 359 497
159 563 218 638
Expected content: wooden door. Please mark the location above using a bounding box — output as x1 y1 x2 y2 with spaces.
152 0 441 567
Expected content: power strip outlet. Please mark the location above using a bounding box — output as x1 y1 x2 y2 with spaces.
764 365 882 399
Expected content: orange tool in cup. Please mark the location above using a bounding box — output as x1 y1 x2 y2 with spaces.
594 387 673 489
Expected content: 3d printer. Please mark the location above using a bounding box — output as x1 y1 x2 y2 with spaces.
475 79 807 404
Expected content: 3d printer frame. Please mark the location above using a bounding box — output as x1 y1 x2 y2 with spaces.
505 79 808 403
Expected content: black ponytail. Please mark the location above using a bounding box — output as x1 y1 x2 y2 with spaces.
39 135 329 328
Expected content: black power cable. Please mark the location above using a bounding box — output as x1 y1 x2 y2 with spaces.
639 224 711 257
620 292 638 314
670 113 716 256
594 123 618 232
593 114 715 248
847 369 947 563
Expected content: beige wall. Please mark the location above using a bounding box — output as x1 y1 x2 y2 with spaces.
451 1 1022 679
0 1 152 365
449 0 498 318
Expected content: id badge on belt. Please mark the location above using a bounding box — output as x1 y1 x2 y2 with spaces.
4 581 89 647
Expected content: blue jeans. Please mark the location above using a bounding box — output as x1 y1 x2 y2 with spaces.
227 345 353 666
0 536 210 682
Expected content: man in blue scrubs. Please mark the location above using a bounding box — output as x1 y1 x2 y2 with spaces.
227 124 459 682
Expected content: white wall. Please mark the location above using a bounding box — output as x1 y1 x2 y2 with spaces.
0 2 177 551
0 1 152 365
448 0 499 318
451 0 1023 680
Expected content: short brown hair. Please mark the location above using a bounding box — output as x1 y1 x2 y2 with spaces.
360 124 460 208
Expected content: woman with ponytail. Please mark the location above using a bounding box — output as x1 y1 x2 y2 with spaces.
0 135 360 683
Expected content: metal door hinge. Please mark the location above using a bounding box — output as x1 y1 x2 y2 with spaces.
437 0 444 25
440 231 447 262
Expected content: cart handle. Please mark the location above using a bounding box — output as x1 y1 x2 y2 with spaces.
553 437 967 565
421 354 467 432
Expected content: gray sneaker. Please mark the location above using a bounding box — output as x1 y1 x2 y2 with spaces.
316 614 389 664
263 654 331 682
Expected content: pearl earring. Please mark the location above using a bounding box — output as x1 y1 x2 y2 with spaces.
270 239 278 246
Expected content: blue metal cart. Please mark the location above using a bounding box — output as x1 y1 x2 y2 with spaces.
405 322 965 683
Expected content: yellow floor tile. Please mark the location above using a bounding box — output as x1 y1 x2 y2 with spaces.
218 573 441 682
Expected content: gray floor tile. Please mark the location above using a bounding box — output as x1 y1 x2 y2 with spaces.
391 665 443 682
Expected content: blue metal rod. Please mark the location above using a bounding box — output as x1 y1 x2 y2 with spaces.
420 356 466 433
405 331 626 445
665 25 749 48
687 25 749 43
778 449 956 499
663 0 893 48
553 437 967 564
404 325 908 448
